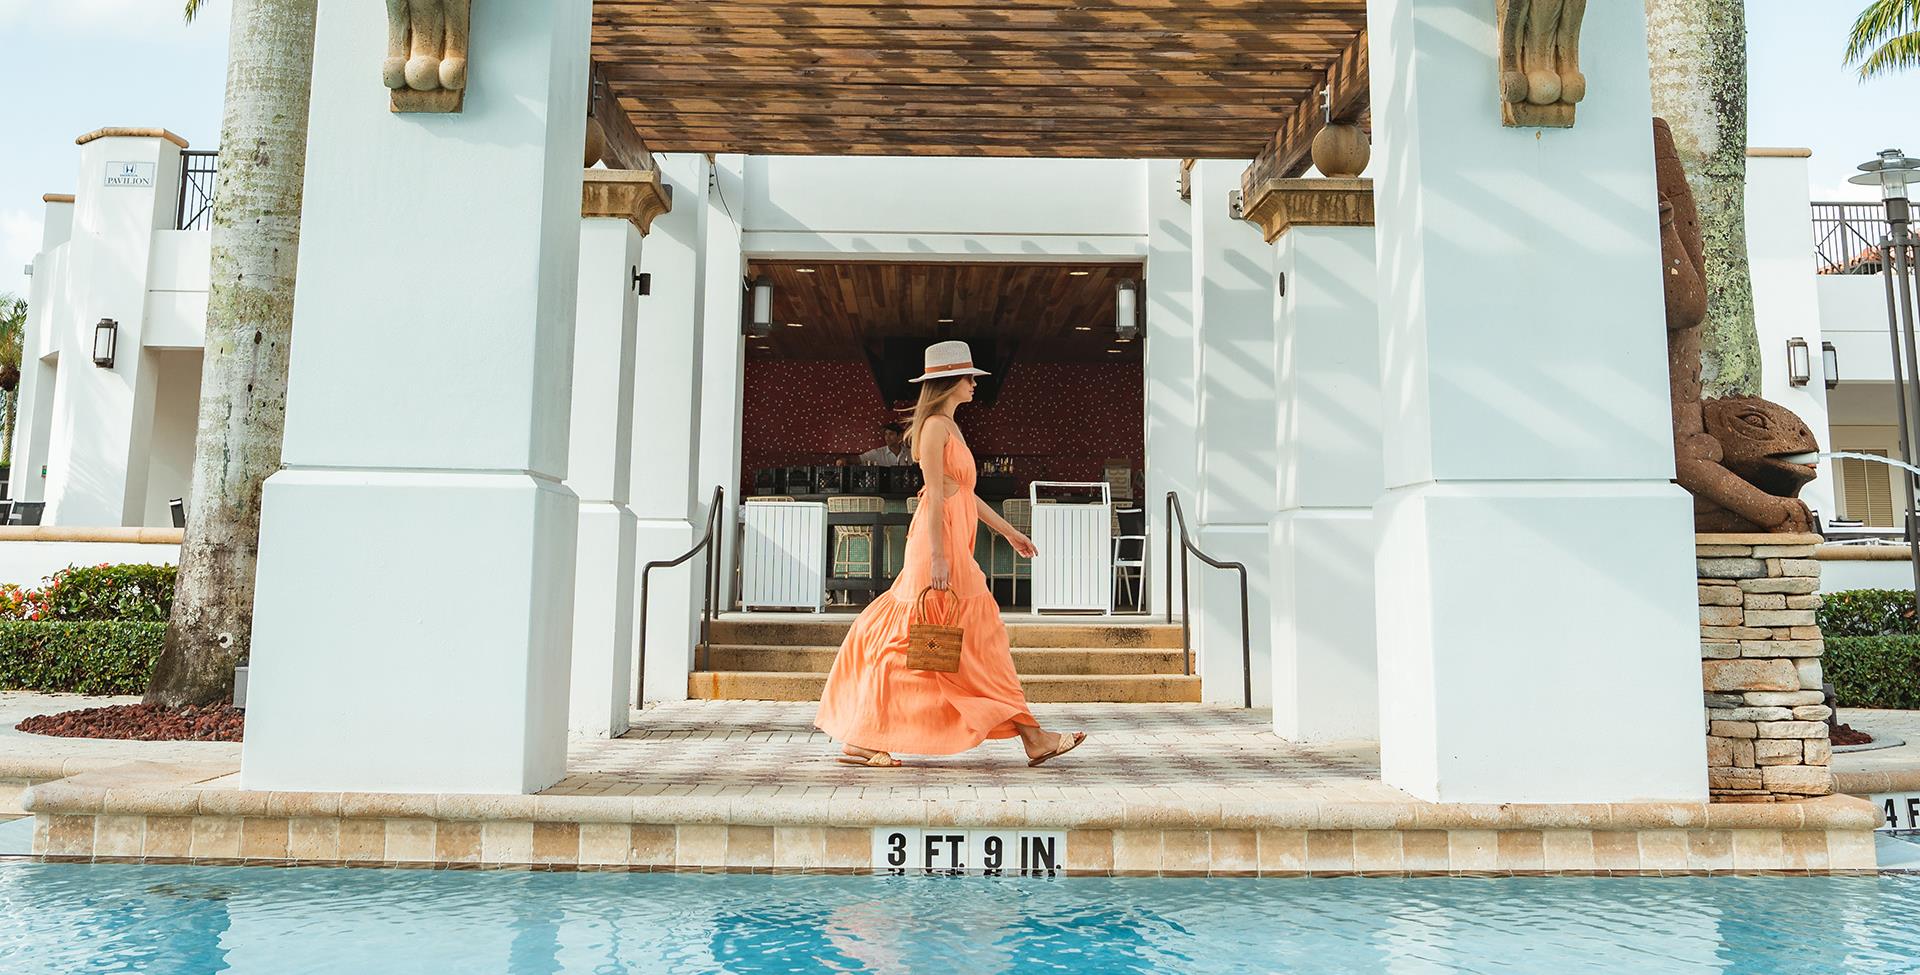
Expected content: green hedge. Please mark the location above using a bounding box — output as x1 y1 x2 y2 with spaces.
1816 588 1918 638
1823 635 1920 710
0 621 164 695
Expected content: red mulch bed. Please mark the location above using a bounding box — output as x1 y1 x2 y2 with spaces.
1831 721 1874 747
16 703 245 742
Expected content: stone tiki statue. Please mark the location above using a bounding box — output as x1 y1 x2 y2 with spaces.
1657 118 1819 533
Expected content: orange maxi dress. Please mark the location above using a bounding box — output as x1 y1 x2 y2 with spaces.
814 430 1036 754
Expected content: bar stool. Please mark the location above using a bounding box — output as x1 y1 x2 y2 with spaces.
994 499 1035 607
827 495 885 606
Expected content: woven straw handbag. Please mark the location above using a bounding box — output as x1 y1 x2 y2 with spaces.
905 587 964 673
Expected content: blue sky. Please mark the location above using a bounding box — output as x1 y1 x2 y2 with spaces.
1 1 1917 297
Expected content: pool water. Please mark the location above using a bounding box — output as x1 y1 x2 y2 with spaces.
2 864 1918 974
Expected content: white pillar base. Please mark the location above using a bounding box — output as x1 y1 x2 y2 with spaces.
1194 524 1270 707
635 519 698 705
1269 509 1377 742
568 502 637 738
1374 480 1708 803
241 470 578 795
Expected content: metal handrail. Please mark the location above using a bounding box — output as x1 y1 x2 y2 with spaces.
1812 200 1890 275
175 150 219 231
1163 491 1252 708
636 486 725 707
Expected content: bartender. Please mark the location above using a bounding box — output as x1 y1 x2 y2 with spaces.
858 422 912 466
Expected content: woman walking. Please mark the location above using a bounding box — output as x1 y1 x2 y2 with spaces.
816 341 1086 769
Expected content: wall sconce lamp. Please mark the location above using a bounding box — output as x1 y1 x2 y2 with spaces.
1115 280 1140 341
92 318 118 369
746 276 773 338
1786 337 1810 387
1822 341 1839 389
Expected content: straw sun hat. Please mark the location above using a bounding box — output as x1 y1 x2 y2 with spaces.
909 340 992 383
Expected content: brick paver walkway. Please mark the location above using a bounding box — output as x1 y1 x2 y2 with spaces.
550 701 1402 803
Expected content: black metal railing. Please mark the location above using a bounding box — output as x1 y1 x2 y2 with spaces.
636 486 725 706
1812 201 1890 275
175 150 219 231
1164 491 1252 709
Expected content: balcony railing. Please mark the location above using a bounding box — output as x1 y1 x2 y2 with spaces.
175 150 219 231
1811 201 1890 275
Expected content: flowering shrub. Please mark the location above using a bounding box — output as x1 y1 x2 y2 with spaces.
0 583 51 622
40 563 176 622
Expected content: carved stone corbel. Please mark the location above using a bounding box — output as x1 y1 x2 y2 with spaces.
1496 0 1587 128
1240 178 1374 243
384 0 472 114
582 169 673 236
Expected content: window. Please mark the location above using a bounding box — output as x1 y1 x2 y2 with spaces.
1838 449 1896 526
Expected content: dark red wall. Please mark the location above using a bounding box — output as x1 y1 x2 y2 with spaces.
741 359 1143 492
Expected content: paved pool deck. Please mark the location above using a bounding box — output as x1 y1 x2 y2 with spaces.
3 693 1910 875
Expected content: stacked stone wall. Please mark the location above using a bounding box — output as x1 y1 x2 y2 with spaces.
1697 534 1833 801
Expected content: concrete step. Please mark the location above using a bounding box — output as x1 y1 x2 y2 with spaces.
687 671 1203 704
706 617 1184 650
702 644 1192 675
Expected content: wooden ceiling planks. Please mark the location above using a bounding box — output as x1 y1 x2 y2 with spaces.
746 260 1143 363
592 0 1367 158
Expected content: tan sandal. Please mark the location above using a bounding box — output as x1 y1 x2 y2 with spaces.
1027 731 1086 768
837 749 901 768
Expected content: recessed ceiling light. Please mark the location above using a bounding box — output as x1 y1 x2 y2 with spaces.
1116 337 1133 343
795 267 817 273
1068 270 1090 276
1107 348 1123 354
784 322 804 328
1074 326 1093 332
937 318 954 323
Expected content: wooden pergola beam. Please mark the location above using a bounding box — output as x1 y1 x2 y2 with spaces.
591 0 1366 158
588 60 656 172
1241 29 1369 199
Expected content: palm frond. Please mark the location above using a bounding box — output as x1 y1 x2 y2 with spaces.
1856 31 1920 79
1847 0 1920 68
184 0 204 24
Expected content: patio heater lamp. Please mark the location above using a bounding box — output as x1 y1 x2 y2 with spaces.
92 318 118 369
1822 342 1839 390
1785 338 1811 387
1849 148 1920 610
746 276 773 339
1115 280 1140 341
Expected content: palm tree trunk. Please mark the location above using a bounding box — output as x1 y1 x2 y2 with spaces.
1645 0 1759 398
145 0 317 707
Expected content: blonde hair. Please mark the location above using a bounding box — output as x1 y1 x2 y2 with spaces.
904 377 971 462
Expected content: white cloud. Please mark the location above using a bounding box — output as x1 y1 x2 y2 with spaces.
0 208 41 298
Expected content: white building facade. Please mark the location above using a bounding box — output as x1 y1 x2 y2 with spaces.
20 0 1901 805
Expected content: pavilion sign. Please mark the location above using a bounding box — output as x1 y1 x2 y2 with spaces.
103 162 155 188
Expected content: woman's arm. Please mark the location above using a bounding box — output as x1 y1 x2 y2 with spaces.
917 419 950 589
976 497 1037 558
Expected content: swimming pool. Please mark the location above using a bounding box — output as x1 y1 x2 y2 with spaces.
1 864 1916 974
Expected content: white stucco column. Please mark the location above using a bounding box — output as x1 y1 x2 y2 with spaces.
42 130 185 526
10 195 75 505
696 154 747 609
567 170 669 738
1143 160 1198 618
1188 160 1277 707
630 153 710 706
1746 149 1837 523
241 0 591 794
1245 180 1382 742
1369 0 1705 802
